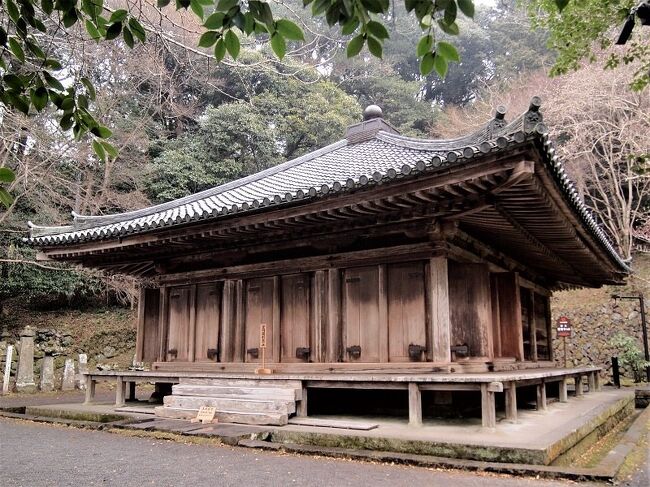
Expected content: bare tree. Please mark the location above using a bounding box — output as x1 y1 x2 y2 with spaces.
437 64 650 260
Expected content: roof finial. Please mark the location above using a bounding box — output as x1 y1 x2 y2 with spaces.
524 96 543 133
363 105 383 121
487 105 508 135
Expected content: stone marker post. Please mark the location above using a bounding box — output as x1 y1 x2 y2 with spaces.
77 353 88 390
40 354 55 392
2 345 14 394
16 326 37 392
62 358 76 391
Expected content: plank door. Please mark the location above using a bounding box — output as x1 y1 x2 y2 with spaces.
194 283 221 362
280 274 311 362
167 286 192 362
449 263 493 358
343 266 382 362
244 277 276 363
387 262 427 362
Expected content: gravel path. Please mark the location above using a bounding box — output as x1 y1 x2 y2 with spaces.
0 418 584 487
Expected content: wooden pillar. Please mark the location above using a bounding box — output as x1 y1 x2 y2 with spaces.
481 383 496 428
233 279 245 362
594 372 601 391
325 269 342 363
135 287 146 362
505 382 517 422
536 381 547 411
427 257 451 363
116 376 125 407
219 280 236 363
158 287 170 362
559 377 568 402
297 385 308 417
408 383 422 426
84 376 95 405
575 375 584 396
545 296 554 362
188 285 197 363
529 291 537 361
311 271 326 362
588 371 596 393
272 276 281 363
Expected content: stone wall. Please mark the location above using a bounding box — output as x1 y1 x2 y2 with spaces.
551 287 647 382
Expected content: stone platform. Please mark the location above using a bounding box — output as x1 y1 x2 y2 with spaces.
19 387 635 465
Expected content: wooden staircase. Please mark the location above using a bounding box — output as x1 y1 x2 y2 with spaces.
154 378 302 426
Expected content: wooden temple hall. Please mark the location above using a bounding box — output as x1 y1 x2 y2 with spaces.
28 101 628 428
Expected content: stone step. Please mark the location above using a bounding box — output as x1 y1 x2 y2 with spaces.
172 384 301 401
154 406 288 426
163 395 295 415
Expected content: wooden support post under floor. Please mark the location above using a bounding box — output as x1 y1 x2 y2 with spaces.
594 372 601 391
505 381 517 422
84 375 96 405
297 386 308 417
116 376 125 407
588 371 596 393
480 383 496 429
408 383 422 426
559 377 568 403
536 380 547 411
575 375 584 397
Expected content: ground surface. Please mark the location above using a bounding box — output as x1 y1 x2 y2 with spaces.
0 418 595 487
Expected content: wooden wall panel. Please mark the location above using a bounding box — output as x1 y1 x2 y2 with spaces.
426 257 451 362
491 273 524 360
387 262 427 362
194 283 221 362
244 277 276 363
280 274 311 362
139 288 160 362
167 286 192 361
535 293 551 360
343 266 381 362
448 262 493 358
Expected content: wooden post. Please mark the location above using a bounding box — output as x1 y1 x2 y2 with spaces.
529 292 537 361
536 381 547 411
135 287 146 362
594 372 601 391
325 269 341 363
427 257 451 363
233 279 245 362
505 381 517 422
116 376 125 407
157 287 170 362
575 375 584 396
481 383 496 428
84 375 95 405
559 377 568 402
588 371 596 393
408 383 422 426
297 385 308 417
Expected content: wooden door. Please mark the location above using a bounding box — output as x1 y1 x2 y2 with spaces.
280 274 311 362
194 283 221 362
387 262 427 362
167 286 192 362
244 278 276 363
343 266 383 362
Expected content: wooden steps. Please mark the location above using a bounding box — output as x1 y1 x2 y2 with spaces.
155 378 301 426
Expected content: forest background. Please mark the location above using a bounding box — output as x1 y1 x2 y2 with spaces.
0 0 648 372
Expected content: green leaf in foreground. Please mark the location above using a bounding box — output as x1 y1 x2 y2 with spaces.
347 35 364 58
0 167 16 183
437 41 460 62
270 32 286 59
0 187 13 208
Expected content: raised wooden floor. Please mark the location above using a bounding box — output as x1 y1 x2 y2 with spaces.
83 366 601 428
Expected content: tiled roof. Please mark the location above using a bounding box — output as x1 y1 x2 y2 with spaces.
26 100 628 272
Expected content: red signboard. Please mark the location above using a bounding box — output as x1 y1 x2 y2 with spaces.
557 316 572 338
